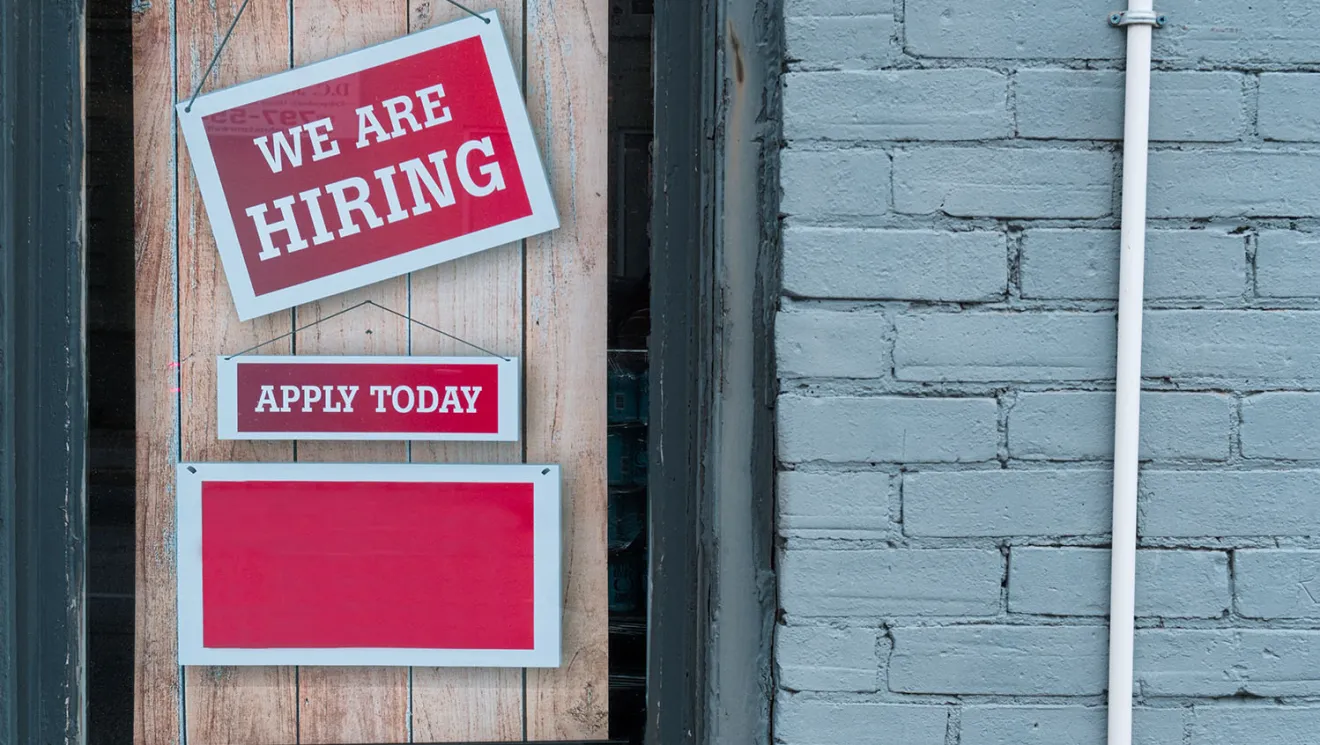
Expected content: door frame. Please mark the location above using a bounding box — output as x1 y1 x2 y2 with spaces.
649 1 780 743
0 0 88 742
0 0 782 741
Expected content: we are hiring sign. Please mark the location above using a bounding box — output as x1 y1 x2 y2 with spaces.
177 12 556 320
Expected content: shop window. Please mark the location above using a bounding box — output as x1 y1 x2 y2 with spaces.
84 2 659 743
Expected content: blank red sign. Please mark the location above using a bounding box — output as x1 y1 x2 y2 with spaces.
202 479 534 650
176 463 561 667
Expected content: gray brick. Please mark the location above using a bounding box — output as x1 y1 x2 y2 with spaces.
1009 392 1232 461
894 148 1112 218
1256 230 1320 297
778 396 999 463
1161 0 1320 65
781 148 890 219
1136 708 1196 745
905 0 1122 59
1259 74 1320 141
896 311 1320 384
961 706 1184 745
1235 550 1320 619
777 310 889 378
786 15 894 71
774 696 948 745
1242 393 1320 459
781 549 1003 617
785 0 890 14
779 471 893 537
776 625 881 691
890 626 1108 695
906 0 1320 63
785 70 1010 141
1148 151 1320 218
904 469 1111 537
1144 311 1320 381
783 227 1007 301
1008 547 1229 618
1136 629 1320 697
1190 706 1320 745
1020 229 1245 301
895 312 1115 382
1142 470 1320 537
895 311 1320 385
1016 70 1243 142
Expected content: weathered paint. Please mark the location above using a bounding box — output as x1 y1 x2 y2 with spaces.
0 0 89 741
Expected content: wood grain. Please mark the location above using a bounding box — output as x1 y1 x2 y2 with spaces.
291 298 411 745
406 0 528 738
524 0 611 739
132 1 182 742
290 1 413 742
174 0 301 741
296 667 409 744
137 0 611 739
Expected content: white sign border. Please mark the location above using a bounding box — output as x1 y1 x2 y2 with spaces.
176 11 558 321
176 461 562 667
217 355 520 441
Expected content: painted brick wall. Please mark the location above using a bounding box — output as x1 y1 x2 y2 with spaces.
774 1 1320 742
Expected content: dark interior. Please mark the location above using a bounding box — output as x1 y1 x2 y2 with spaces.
605 1 654 742
86 0 136 741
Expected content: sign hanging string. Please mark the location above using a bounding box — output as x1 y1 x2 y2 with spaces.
224 299 510 361
184 0 253 113
183 0 490 114
444 1 492 23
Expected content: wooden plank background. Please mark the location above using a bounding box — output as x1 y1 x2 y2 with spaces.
132 1 607 742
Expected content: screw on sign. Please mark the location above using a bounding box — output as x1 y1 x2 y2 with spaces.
177 12 556 320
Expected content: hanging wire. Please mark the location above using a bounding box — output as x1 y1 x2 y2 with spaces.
183 0 490 114
184 0 254 113
224 299 510 360
444 0 491 22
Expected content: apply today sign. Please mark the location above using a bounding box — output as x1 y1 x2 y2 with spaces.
217 355 519 441
177 12 556 320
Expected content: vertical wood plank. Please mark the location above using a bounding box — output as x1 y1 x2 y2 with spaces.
407 0 527 739
524 0 611 739
174 0 301 742
296 667 408 745
133 1 182 742
289 1 413 742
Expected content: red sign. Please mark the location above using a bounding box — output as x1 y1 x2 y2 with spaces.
217 355 518 441
177 12 556 320
177 463 561 666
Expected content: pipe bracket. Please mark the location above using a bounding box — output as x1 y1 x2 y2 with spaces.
1109 9 1166 27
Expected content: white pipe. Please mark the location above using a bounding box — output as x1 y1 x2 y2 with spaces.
1108 2 1154 745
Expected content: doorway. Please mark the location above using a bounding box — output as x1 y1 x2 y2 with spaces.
80 1 666 743
26 0 775 743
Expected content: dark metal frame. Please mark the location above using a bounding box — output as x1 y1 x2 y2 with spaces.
649 1 717 742
0 0 89 742
649 0 779 743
